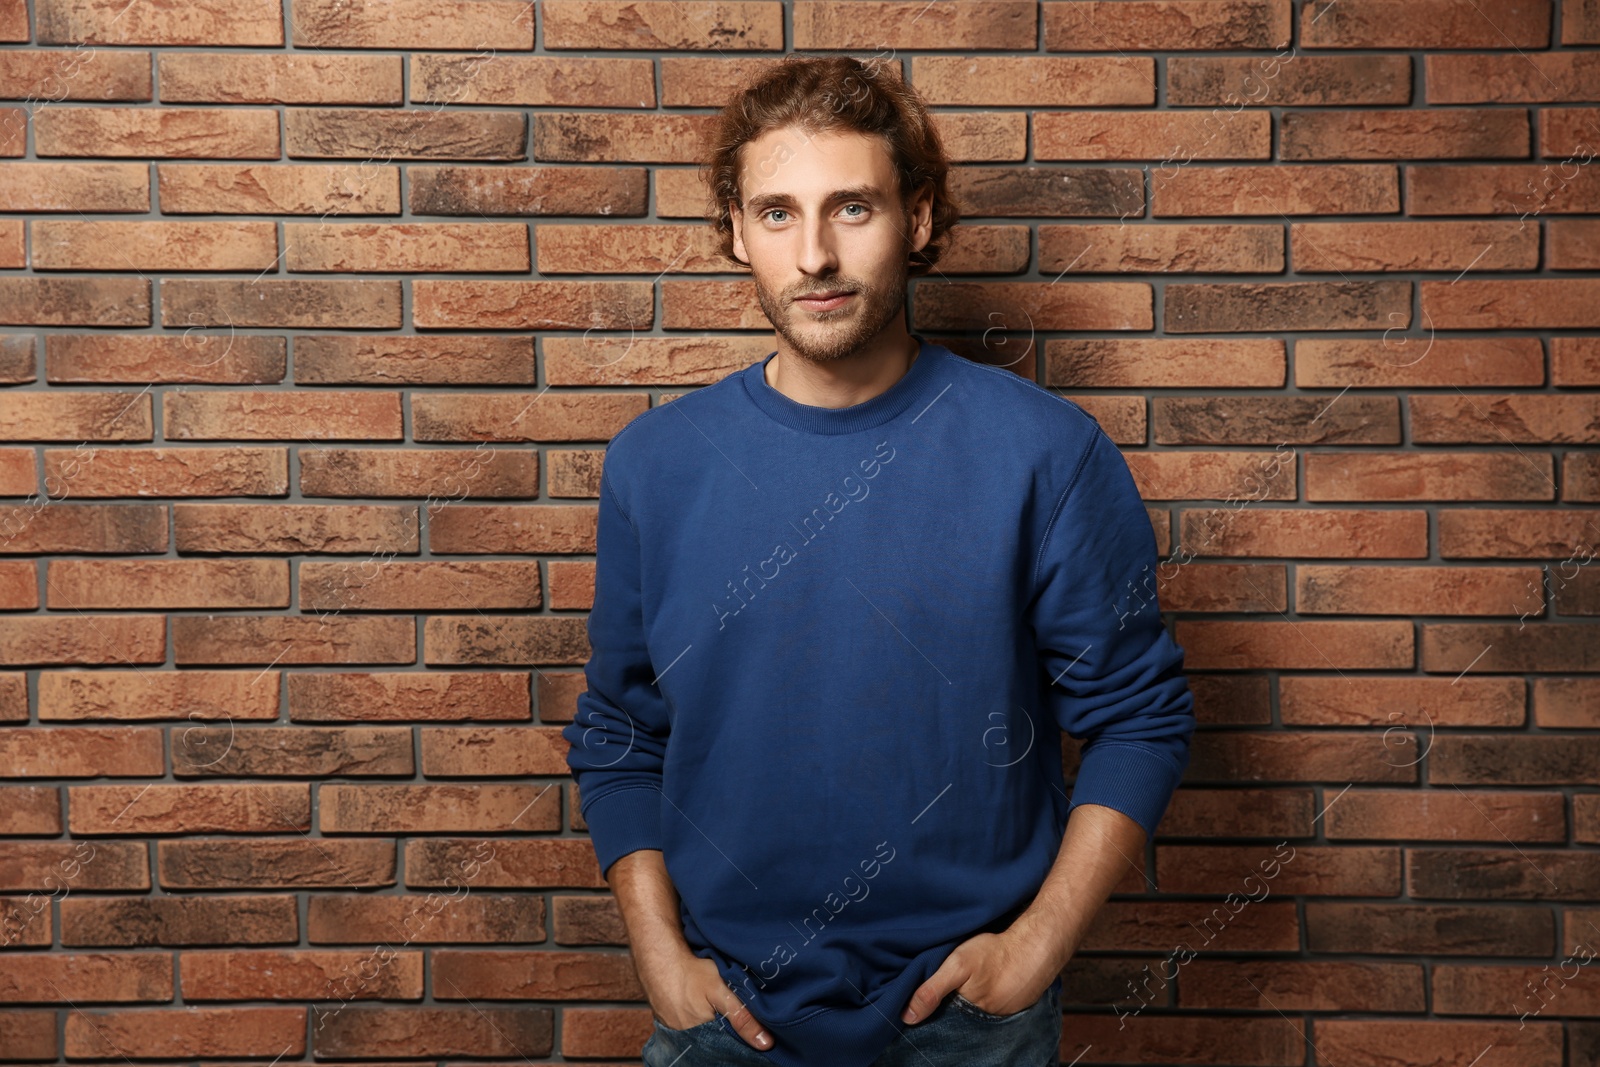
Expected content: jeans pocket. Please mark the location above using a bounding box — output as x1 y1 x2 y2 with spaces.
654 1014 724 1035
949 990 1035 1023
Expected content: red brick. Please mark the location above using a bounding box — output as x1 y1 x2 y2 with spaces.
797 1 1035 50
287 670 531 723
545 0 780 50
414 54 653 107
1045 1 1292 50
1301 0 1551 48
35 106 279 158
37 0 285 46
1174 620 1413 669
68 783 310 834
1305 451 1554 501
915 56 1153 106
291 0 535 50
159 52 402 104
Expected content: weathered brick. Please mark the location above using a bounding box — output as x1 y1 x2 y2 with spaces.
1154 163 1398 215
287 670 531 723
159 839 396 890
37 0 285 46
1316 1020 1561 1066
1282 108 1529 159
1307 902 1553 955
1421 278 1600 328
161 279 403 330
46 334 287 385
1412 393 1600 443
64 1005 307 1059
413 54 654 107
320 783 559 833
1040 223 1284 274
0 276 150 326
1152 395 1399 445
1301 0 1551 48
170 614 414 668
180 948 423 1001
915 56 1153 106
1294 337 1544 387
1045 1 1292 50
411 392 648 442
158 163 400 215
310 1005 549 1058
0 49 152 100
1168 54 1412 106
1036 110 1272 160
173 503 418 555
408 164 646 216
159 52 402 104
307 892 544 943
534 112 712 163
291 0 535 50
1166 281 1410 332
1297 564 1538 615
300 556 544 614
68 783 310 834
283 222 529 273
1291 220 1536 271
1304 451 1554 501
164 389 403 440
403 838 602 888
798 1 1035 50
286 108 526 161
1279 675 1524 726
35 106 280 158
0 952 172 1002
545 0 780 50
61 894 298 946
1427 52 1600 103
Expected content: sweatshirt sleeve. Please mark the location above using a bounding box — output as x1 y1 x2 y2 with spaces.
561 453 671 880
1028 426 1195 841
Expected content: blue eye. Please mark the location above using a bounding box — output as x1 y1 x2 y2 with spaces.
761 204 868 223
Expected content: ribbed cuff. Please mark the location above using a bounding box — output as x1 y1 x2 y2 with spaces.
1068 741 1185 840
580 784 665 879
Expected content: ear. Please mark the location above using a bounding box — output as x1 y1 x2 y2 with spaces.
906 180 935 258
729 198 750 266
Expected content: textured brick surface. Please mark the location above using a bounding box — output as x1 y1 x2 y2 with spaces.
0 3 1596 1065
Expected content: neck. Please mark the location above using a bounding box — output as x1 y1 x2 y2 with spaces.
765 330 921 410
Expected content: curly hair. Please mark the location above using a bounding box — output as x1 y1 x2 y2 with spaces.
699 54 961 277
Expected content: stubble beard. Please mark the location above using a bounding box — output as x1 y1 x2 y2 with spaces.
756 254 910 367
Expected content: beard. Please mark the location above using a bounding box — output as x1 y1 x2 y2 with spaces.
753 247 910 367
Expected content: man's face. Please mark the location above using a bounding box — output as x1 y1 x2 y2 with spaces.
729 126 932 364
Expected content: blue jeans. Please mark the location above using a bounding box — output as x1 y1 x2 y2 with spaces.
643 986 1061 1067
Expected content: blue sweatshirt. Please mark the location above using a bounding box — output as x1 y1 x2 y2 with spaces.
562 336 1195 1067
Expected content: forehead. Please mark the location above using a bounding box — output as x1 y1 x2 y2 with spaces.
736 126 897 204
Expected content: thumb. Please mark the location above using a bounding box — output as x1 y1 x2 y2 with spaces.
902 960 967 1025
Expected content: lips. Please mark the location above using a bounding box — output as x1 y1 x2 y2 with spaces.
795 290 856 311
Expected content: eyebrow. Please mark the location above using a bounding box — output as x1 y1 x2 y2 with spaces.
742 185 888 214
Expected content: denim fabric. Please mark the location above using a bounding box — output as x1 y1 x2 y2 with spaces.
642 986 1061 1067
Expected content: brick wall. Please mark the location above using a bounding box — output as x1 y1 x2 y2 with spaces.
2 0 1599 1064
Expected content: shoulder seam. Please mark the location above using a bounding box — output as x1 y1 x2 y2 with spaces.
602 413 653 537
951 353 1101 430
1031 425 1112 594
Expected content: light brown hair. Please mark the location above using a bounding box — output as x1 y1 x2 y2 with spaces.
699 54 961 277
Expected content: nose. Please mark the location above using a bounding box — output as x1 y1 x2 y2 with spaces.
795 213 838 277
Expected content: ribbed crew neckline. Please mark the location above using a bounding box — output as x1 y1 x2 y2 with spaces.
740 335 944 435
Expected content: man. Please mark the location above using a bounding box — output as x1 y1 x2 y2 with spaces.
561 55 1195 1067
